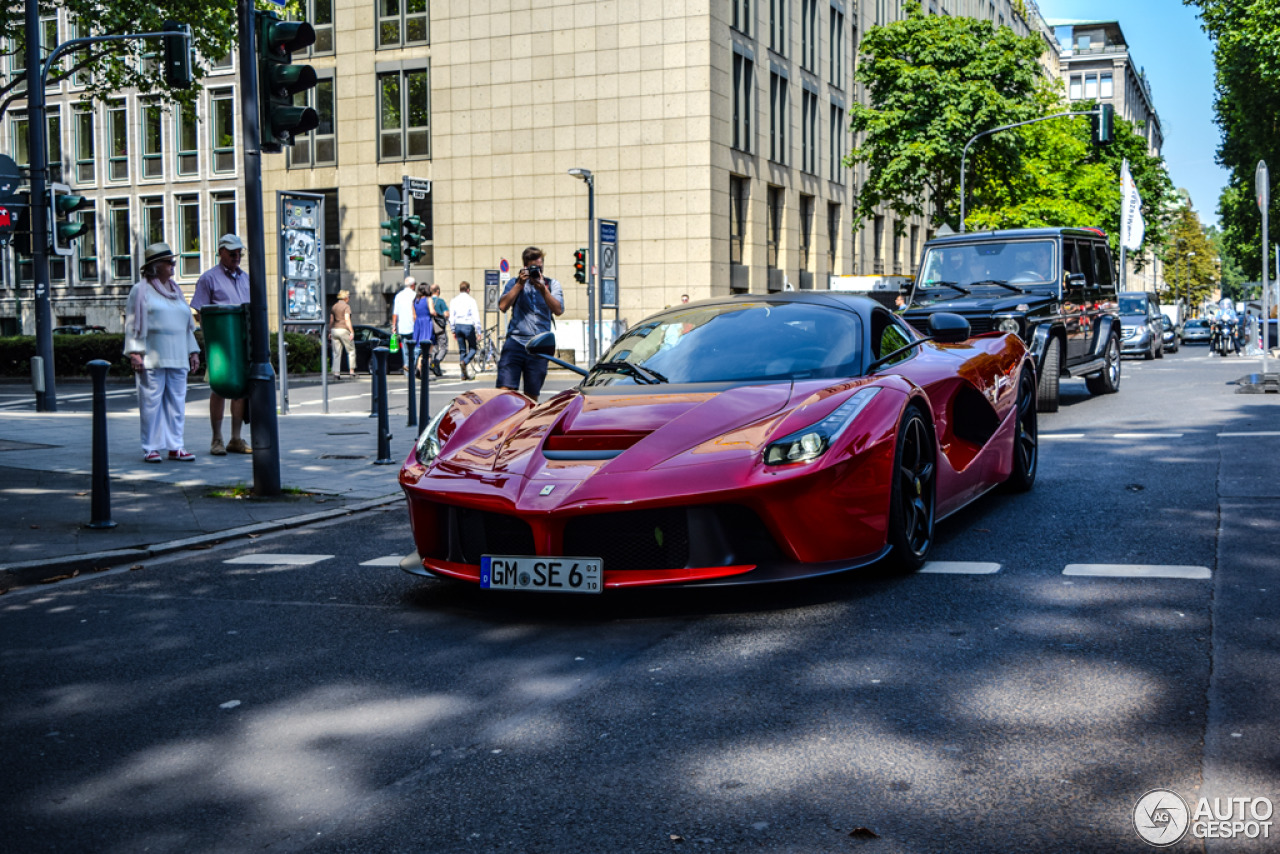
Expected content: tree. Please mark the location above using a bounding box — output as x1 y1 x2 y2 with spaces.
846 2 1045 229
1161 200 1219 311
0 1 249 122
1207 224 1249 301
1184 0 1280 279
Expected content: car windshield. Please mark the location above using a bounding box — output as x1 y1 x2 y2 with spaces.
586 301 863 386
1118 296 1151 315
1186 320 1208 328
916 240 1057 296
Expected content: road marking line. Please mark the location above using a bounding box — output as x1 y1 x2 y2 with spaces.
920 561 1001 574
1063 563 1211 580
1219 431 1280 437
223 554 334 565
359 555 407 567
1113 433 1184 439
1040 433 1086 439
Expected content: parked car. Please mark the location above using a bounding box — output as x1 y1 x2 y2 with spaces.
352 324 405 374
900 227 1121 412
1160 314 1179 353
52 325 107 335
1180 318 1211 344
1118 291 1164 360
399 293 1038 591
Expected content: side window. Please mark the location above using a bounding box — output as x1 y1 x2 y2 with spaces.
1066 239 1094 285
1092 242 1115 290
872 310 912 364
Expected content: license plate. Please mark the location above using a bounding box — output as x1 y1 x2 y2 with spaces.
480 555 603 593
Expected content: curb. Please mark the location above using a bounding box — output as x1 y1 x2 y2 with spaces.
0 492 405 593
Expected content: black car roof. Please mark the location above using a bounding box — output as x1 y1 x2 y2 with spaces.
924 227 1104 246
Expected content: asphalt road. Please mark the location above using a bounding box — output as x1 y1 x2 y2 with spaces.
2 345 1277 853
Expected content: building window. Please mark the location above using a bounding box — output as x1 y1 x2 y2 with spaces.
800 0 817 72
302 0 335 55
769 73 787 165
108 200 132 281
211 89 236 174
910 224 920 276
141 100 163 179
893 228 902 275
1100 72 1114 99
767 185 784 270
770 0 788 56
379 0 429 48
289 76 336 168
730 176 748 266
176 196 201 278
10 112 30 168
107 100 128 181
732 53 753 153
830 103 845 180
77 200 98 282
175 102 198 177
209 52 234 71
873 215 885 274
799 193 814 271
69 17 93 88
827 202 840 271
141 196 165 247
732 0 752 35
801 89 818 175
1077 34 1092 51
830 8 845 89
46 106 63 184
1084 74 1098 99
1069 75 1081 99
212 192 237 241
378 68 430 161
73 104 95 185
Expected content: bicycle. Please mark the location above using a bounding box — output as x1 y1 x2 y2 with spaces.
473 325 500 373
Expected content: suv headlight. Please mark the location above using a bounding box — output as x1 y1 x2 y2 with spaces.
414 405 450 466
764 388 880 465
996 316 1021 335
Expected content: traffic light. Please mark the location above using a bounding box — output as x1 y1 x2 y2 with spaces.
1092 103 1114 145
256 11 319 153
402 216 427 264
50 183 91 256
573 248 587 283
380 216 402 263
162 20 193 90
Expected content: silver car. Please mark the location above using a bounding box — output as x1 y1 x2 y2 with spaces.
1181 318 1211 344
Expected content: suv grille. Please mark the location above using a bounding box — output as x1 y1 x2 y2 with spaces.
907 316 994 336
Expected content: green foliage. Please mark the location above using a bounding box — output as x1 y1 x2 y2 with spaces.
1185 0 1280 279
0 330 321 377
1160 203 1220 309
269 331 322 374
847 2 1046 228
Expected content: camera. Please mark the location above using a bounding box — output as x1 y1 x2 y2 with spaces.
525 264 542 280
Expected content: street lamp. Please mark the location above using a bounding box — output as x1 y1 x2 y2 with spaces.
1183 250 1196 319
568 168 597 365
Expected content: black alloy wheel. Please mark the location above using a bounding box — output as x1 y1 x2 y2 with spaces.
887 406 936 572
1004 367 1038 493
1085 334 1121 395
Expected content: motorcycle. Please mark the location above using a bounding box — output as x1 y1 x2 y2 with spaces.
1210 320 1238 356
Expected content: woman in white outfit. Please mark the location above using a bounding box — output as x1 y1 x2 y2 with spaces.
124 243 202 463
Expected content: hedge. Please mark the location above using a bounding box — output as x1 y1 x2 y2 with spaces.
0 332 323 378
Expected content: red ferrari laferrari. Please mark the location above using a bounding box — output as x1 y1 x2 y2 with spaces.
399 293 1037 592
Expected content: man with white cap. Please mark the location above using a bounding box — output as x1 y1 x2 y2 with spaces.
191 234 252 455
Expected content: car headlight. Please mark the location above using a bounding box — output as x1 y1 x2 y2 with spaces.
414 405 450 466
996 317 1021 335
763 388 880 465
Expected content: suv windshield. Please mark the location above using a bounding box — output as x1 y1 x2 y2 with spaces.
587 302 863 386
1118 295 1152 315
916 240 1057 296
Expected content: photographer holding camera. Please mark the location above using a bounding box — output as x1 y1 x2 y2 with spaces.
497 246 565 399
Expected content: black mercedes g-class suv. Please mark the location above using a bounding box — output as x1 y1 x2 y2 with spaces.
900 227 1122 412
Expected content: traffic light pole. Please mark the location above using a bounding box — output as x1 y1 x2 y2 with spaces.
25 0 54 411
237 0 282 496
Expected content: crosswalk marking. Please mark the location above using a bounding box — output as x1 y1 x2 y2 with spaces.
1219 431 1280 437
920 561 1001 574
1063 563 1211 580
223 554 333 566
1113 432 1185 439
359 555 407 567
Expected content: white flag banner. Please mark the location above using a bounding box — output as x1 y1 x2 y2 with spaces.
1120 159 1145 251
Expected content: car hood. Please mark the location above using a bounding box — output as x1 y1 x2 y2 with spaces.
905 291 1055 315
1120 314 1152 326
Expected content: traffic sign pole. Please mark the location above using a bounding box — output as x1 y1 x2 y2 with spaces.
25 0 56 411
1259 160 1269 374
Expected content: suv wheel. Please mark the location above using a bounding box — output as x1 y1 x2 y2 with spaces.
1037 337 1061 412
1085 334 1121 395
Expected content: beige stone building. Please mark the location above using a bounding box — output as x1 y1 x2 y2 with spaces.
2 0 1046 340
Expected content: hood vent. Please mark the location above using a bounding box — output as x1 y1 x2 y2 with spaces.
543 430 649 461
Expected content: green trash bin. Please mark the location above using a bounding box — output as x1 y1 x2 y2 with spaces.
201 304 249 399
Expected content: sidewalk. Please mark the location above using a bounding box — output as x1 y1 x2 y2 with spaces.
0 375 418 591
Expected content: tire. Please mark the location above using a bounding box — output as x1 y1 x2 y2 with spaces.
1003 366 1038 493
1155 338 1164 358
1036 336 1061 413
1085 334 1121 395
887 406 936 572
1144 338 1156 360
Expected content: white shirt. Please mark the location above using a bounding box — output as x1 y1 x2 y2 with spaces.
392 287 417 335
450 292 479 328
124 282 200 369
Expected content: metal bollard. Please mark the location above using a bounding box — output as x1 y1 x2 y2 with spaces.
405 338 417 428
86 359 117 529
418 345 431 432
373 346 394 464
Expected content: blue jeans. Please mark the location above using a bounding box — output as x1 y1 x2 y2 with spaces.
496 336 550 398
454 324 477 367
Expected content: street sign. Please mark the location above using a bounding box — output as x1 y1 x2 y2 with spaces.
407 177 431 199
279 195 323 321
383 185 401 219
599 219 618 308
0 154 21 203
1258 161 1270 212
484 269 500 311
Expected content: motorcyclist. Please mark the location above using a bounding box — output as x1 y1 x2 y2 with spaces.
1211 300 1239 355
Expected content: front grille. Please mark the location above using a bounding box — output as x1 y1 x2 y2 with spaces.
434 506 536 563
564 507 691 571
907 315 994 336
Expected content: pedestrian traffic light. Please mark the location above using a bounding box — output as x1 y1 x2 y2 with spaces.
1092 103 1114 145
381 216 402 263
162 20 193 90
50 183 91 256
255 10 319 153
402 216 426 264
573 248 587 283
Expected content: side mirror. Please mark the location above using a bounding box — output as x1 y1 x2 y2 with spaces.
1066 273 1087 289
928 312 970 344
526 331 557 357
